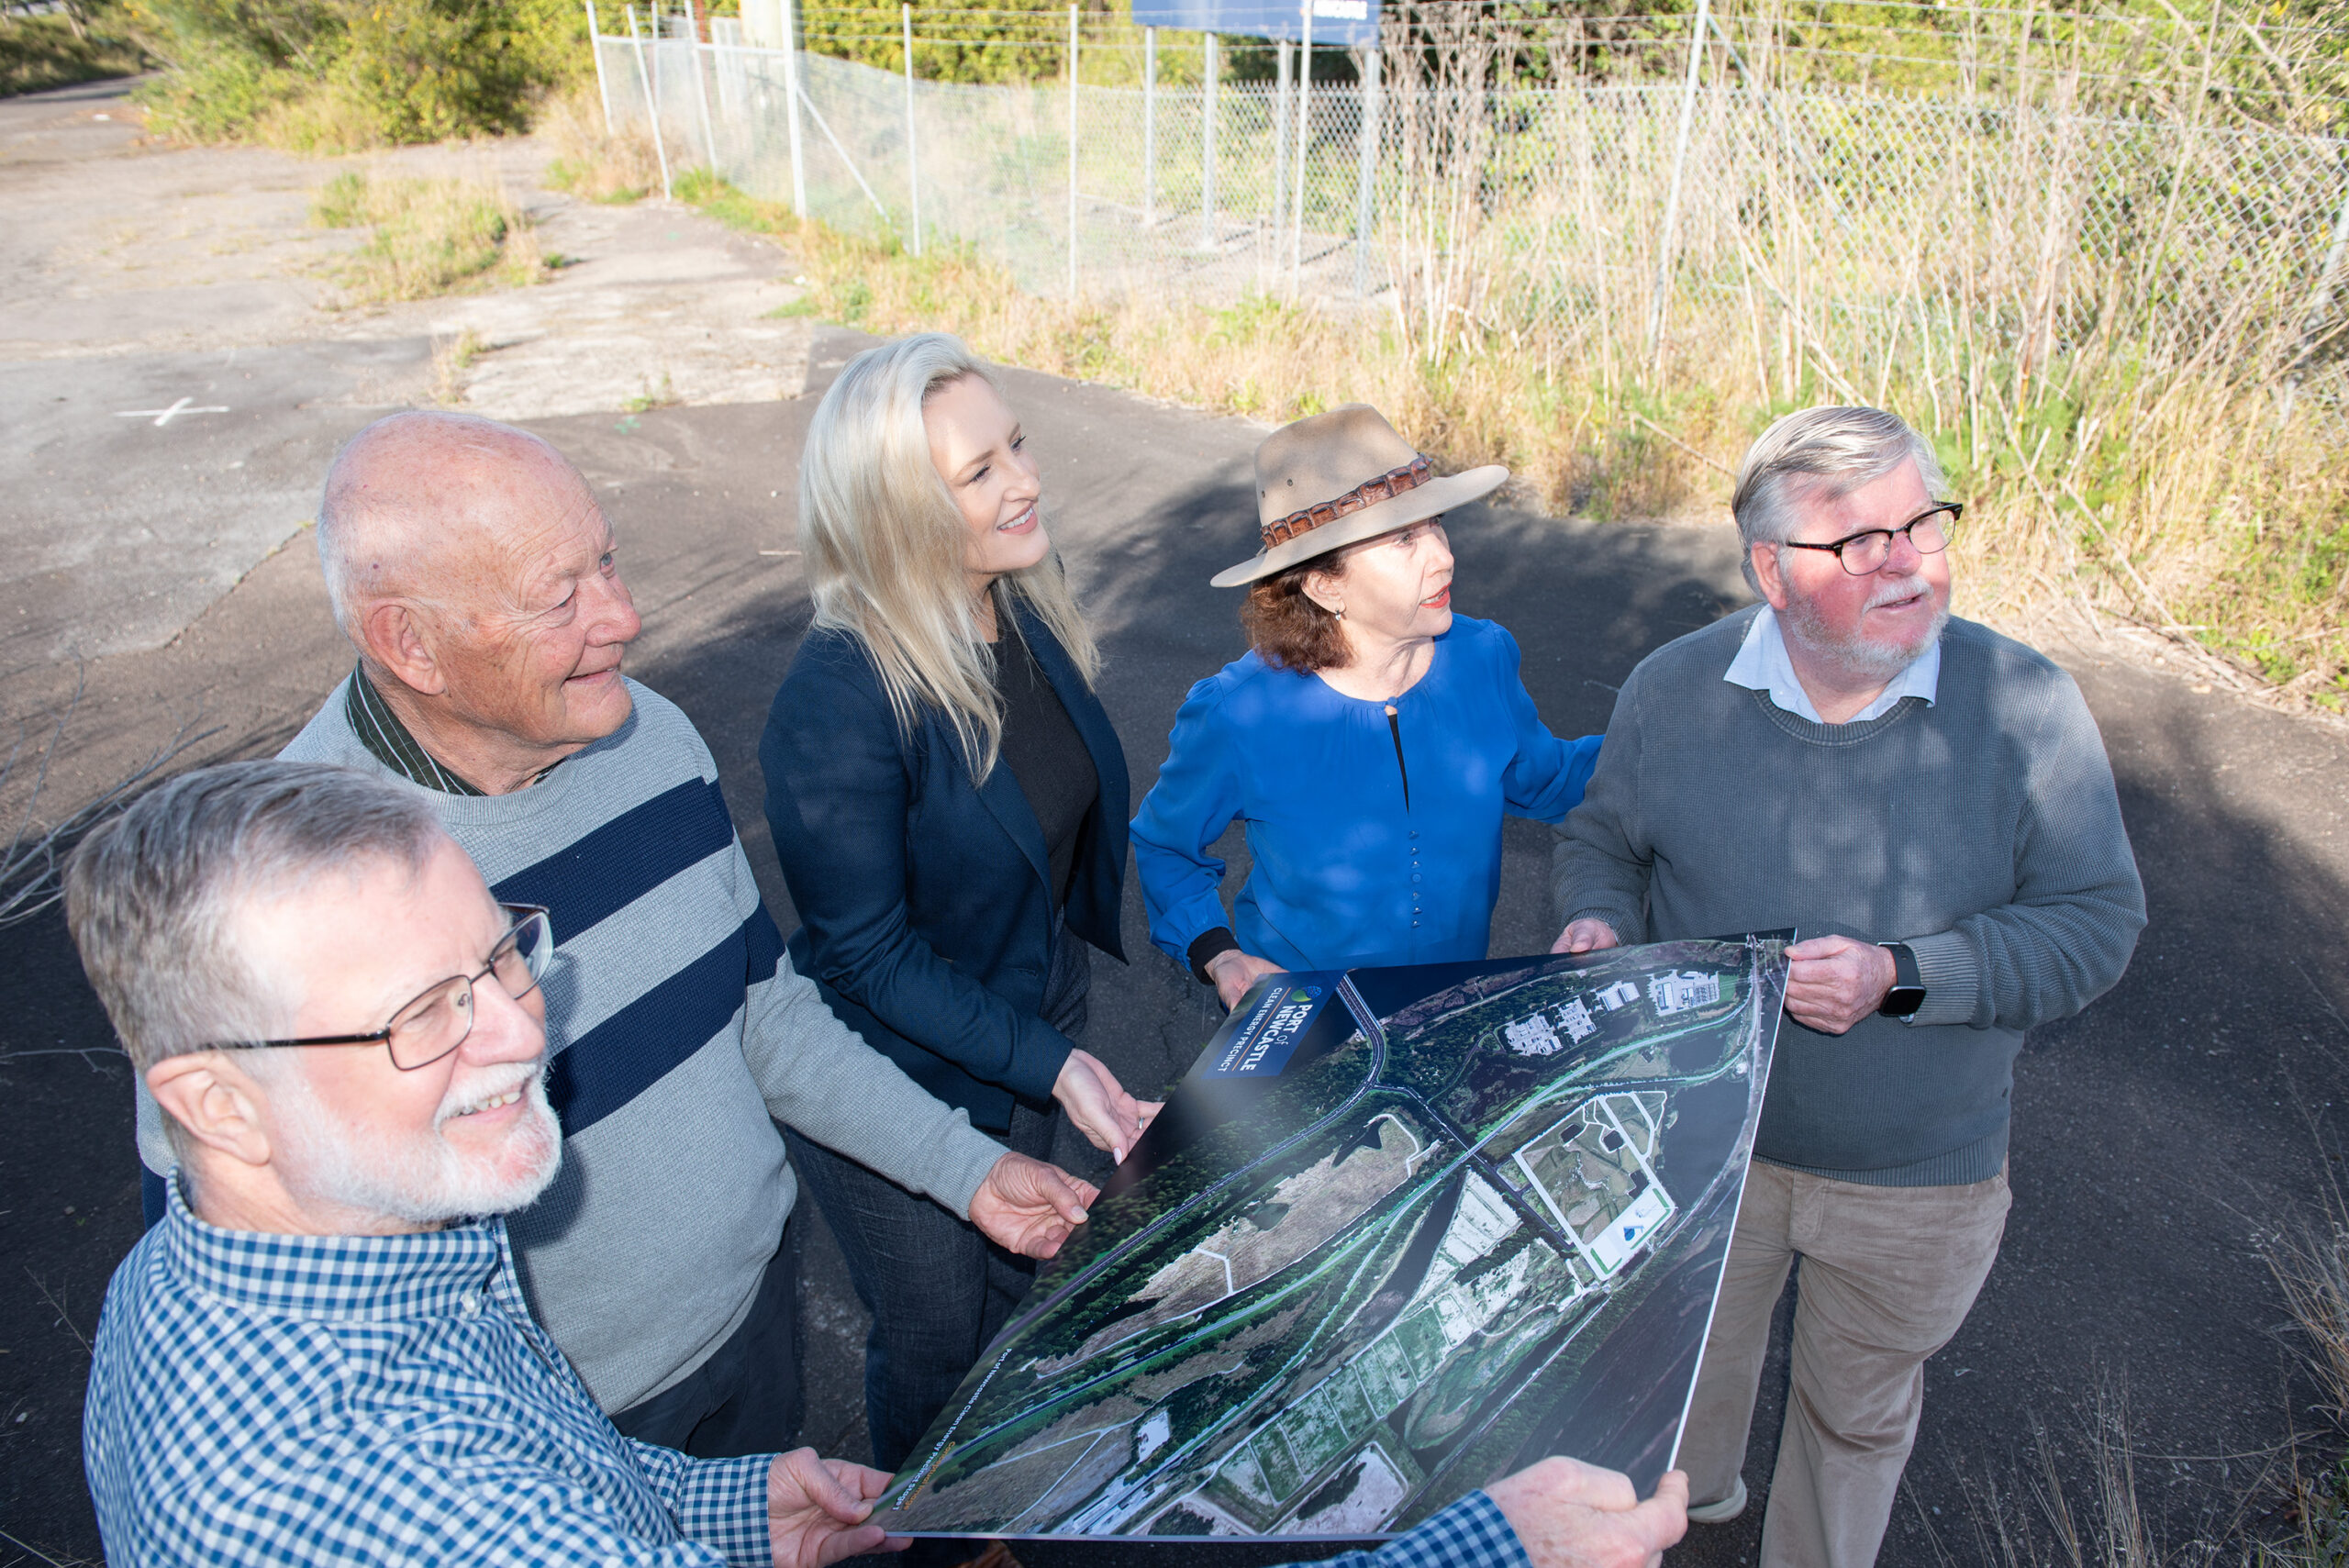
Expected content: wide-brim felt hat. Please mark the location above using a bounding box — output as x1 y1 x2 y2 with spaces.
1210 404 1508 589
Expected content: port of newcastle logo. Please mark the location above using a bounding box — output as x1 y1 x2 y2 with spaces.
1205 984 1330 1079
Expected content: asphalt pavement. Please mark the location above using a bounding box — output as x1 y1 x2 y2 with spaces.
4 315 2346 1568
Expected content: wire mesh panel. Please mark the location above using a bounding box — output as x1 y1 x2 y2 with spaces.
594 14 2349 430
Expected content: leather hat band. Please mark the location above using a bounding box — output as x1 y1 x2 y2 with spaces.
1259 454 1435 550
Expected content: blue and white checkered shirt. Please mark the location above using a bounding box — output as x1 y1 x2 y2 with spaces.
1324 1492 1531 1568
87 1181 1526 1568
83 1177 773 1567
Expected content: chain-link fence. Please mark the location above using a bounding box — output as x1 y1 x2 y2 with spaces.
589 10 2349 424
596 19 1388 301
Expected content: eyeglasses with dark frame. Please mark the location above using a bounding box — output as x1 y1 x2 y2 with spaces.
1777 503 1962 576
206 905 554 1073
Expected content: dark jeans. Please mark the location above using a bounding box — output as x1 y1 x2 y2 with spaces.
791 924 1091 1473
609 1216 805 1459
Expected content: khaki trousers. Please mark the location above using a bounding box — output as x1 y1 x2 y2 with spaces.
1678 1160 2011 1568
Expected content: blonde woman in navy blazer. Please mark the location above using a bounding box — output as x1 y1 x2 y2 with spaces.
760 334 1159 1472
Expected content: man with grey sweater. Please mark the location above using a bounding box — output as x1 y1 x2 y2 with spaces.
135 410 1100 1457
1552 406 2144 1567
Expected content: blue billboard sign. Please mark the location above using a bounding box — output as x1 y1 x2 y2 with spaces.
1130 0 1378 48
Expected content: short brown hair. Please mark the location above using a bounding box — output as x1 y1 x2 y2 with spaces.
1241 558 1352 673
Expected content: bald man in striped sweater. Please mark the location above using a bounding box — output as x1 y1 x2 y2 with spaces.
136 411 1099 1458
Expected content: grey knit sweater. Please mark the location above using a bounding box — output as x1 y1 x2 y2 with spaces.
139 678 1008 1412
1553 610 2145 1186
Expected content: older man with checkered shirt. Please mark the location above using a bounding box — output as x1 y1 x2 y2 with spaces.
69 761 1686 1568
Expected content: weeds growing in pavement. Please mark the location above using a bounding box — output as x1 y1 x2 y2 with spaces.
309 172 544 304
538 88 659 206
431 328 488 405
2269 1161 2349 1563
622 373 679 415
1928 1143 2349 1567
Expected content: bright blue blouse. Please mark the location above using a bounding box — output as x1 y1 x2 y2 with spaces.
1131 616 1602 973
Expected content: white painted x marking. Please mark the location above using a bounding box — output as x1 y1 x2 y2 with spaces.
114 396 230 428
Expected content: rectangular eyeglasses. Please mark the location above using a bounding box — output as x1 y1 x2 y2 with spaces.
206 904 554 1072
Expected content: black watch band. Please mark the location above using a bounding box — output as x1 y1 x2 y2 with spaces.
1877 941 1926 1018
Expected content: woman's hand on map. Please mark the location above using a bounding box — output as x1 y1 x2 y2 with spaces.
967 1152 1100 1259
1484 1458 1688 1568
1052 1049 1163 1165
1550 918 1621 955
1205 948 1287 1012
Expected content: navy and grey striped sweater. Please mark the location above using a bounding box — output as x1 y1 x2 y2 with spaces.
139 676 1007 1413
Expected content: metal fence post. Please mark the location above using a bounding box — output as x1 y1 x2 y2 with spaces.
780 0 806 216
584 0 614 135
1201 32 1218 250
627 4 673 200
1290 0 1311 291
2281 175 2349 419
1143 27 1157 228
1646 0 1711 363
1273 39 1291 258
903 4 920 254
691 20 720 173
1353 39 1379 296
1067 5 1079 297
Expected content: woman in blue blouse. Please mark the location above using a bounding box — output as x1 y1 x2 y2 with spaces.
1131 405 1602 1006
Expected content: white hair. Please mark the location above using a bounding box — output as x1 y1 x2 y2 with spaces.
314 410 561 636
267 1058 562 1224
1731 406 1946 594
65 762 445 1081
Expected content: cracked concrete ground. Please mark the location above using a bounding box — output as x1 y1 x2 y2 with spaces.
0 75 813 666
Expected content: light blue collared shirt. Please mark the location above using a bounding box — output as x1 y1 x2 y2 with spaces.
1722 604 1942 724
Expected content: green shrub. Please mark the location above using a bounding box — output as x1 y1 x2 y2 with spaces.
127 0 587 150
0 9 151 96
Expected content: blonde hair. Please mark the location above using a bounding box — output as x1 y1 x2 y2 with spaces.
799 333 1101 780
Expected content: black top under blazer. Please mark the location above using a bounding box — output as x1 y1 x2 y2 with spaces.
759 606 1130 1134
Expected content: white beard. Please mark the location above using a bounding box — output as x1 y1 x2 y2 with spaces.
269 1065 563 1225
1781 571 1949 685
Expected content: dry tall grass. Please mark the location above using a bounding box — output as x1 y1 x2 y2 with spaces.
624 0 2348 716
537 87 663 205
675 157 2345 717
2271 1171 2349 1563
1358 6 2349 713
309 170 547 303
1920 1146 2349 1567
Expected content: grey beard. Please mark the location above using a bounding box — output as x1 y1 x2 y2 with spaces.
270 1067 563 1226
1780 574 1948 686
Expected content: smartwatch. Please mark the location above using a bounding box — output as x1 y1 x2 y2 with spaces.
1877 941 1926 1018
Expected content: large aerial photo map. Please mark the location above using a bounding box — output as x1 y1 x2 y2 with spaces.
876 935 1792 1541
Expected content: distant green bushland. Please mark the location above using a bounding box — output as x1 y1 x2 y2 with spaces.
1 8 150 97
125 0 589 149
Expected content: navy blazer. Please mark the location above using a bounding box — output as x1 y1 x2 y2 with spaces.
759 607 1130 1134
